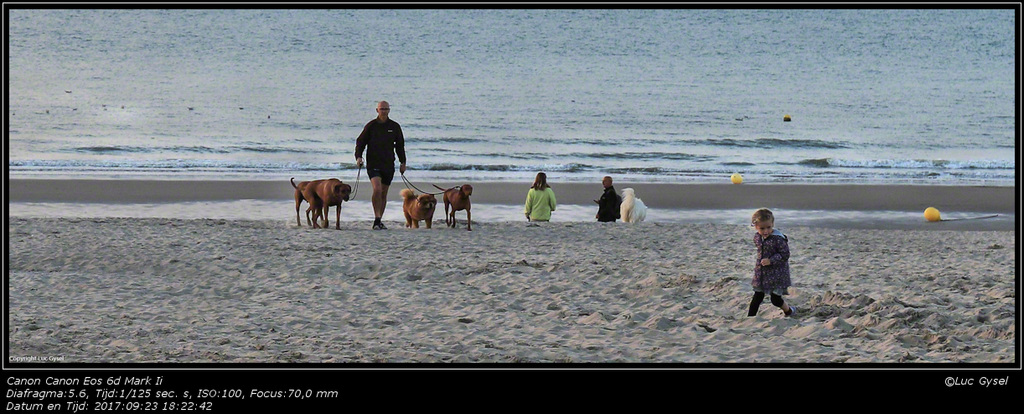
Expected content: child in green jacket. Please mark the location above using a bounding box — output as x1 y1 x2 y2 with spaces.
525 172 557 221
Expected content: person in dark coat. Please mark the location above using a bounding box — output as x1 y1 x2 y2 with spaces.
595 176 621 222
747 208 797 317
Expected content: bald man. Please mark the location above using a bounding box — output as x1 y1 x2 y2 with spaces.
595 176 620 222
355 100 407 230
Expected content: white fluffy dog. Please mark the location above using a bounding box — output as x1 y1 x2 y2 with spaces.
619 188 647 223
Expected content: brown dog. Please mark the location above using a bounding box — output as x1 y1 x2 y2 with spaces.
291 177 320 227
291 177 352 229
400 188 436 229
310 178 352 229
436 184 473 231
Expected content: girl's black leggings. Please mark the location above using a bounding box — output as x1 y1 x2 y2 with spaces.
747 291 785 316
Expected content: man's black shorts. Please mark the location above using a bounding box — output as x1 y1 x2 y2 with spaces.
367 167 396 186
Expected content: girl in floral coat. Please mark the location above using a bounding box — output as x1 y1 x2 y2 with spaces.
748 208 797 317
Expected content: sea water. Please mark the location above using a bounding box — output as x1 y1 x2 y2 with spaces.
7 8 1016 186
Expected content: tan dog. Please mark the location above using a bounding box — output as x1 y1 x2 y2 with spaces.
291 177 352 229
436 184 473 231
400 188 436 229
291 177 320 227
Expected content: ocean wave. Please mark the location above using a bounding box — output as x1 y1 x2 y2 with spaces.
11 159 594 173
606 166 670 174
74 146 146 154
9 158 1015 184
414 137 487 144
73 144 352 155
702 138 849 149
423 163 594 172
8 159 345 171
476 153 544 160
572 152 716 161
559 138 625 146
233 146 318 154
13 160 599 174
73 145 230 154
796 158 1015 170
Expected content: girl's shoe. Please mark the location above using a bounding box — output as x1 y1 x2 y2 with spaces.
787 306 797 317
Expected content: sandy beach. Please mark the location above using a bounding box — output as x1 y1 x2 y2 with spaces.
6 179 1018 364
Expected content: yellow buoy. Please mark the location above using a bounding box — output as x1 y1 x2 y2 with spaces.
783 114 792 122
730 173 743 184
924 207 941 222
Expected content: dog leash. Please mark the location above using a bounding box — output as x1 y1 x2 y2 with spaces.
432 184 461 192
337 164 361 220
350 164 362 199
331 165 360 225
400 172 445 196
